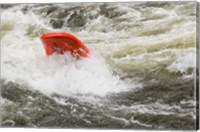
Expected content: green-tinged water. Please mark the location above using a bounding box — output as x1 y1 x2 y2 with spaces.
0 2 197 129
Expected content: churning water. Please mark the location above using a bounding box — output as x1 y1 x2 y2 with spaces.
0 2 197 129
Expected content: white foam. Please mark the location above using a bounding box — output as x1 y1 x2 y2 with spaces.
167 48 196 74
2 47 131 97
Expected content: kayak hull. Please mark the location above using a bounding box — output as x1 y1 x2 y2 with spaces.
40 32 90 58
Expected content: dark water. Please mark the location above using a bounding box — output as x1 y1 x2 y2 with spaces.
0 2 197 130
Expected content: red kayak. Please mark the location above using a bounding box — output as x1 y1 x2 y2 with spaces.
40 32 90 58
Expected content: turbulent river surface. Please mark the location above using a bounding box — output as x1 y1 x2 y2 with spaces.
0 2 197 130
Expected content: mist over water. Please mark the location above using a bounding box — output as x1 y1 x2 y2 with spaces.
1 2 197 129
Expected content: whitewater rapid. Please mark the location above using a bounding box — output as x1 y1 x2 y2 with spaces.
1 6 137 97
0 2 197 129
1 3 196 97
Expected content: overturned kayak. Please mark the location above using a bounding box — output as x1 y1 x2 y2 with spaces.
40 32 90 58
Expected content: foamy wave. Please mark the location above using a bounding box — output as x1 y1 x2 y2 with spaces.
167 48 195 74
2 48 131 97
